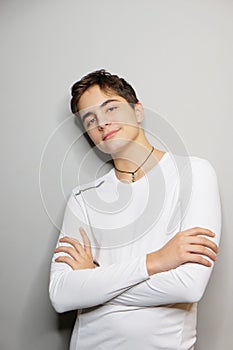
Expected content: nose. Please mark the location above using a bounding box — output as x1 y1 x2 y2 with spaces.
97 113 112 130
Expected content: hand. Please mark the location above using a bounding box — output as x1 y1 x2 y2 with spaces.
54 227 95 270
146 227 219 276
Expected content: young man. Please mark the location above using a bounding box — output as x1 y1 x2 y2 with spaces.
49 70 221 350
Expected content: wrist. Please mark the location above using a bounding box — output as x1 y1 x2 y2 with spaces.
146 250 164 276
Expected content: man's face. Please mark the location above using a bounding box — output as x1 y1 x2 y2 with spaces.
78 85 144 155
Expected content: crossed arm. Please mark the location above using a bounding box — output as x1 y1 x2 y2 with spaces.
49 160 221 312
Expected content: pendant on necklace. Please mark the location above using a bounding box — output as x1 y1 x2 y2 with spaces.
132 172 135 182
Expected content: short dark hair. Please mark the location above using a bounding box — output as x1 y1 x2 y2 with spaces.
70 69 139 114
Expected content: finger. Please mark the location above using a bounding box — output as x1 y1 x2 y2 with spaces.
59 236 80 245
188 244 217 262
59 236 86 255
184 227 215 238
79 227 93 256
55 255 78 270
186 235 219 253
187 253 213 267
54 246 80 260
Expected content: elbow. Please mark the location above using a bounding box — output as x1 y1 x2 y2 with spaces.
49 287 69 314
50 298 66 314
169 269 208 303
50 301 66 314
49 275 75 313
183 287 205 303
49 273 92 312
179 275 207 303
51 303 70 314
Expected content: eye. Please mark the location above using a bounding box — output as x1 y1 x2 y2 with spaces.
86 116 97 128
107 105 118 113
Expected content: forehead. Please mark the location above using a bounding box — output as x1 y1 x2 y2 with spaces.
78 85 127 112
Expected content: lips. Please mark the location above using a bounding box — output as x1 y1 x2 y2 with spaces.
103 129 120 141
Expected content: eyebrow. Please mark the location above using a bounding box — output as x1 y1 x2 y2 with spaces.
81 99 121 123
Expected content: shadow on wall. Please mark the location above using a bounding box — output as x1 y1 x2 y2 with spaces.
57 310 77 348
17 236 77 350
57 310 77 337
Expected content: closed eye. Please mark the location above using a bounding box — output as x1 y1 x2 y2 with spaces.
106 105 118 113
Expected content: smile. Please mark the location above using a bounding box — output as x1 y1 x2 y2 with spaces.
103 129 120 141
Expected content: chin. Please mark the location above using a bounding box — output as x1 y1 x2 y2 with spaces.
96 138 131 156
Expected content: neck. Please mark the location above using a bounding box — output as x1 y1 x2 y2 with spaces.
113 141 153 172
112 134 164 182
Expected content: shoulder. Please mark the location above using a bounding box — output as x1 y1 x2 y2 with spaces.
188 156 217 181
63 168 115 219
71 168 115 199
164 153 219 193
170 153 217 177
172 155 219 193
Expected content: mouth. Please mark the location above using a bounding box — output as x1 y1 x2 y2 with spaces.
103 129 120 141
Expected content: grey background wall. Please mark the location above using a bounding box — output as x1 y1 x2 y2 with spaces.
1 0 232 349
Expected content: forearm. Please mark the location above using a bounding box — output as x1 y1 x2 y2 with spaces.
49 255 149 313
108 262 214 307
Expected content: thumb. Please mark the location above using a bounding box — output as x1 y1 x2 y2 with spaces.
79 227 92 256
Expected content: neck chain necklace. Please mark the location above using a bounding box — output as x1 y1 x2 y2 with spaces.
115 146 154 182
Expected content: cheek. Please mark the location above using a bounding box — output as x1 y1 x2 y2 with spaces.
120 111 139 127
87 129 101 144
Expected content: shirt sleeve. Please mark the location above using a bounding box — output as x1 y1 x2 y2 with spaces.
49 193 149 313
109 158 221 307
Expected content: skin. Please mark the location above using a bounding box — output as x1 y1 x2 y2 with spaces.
77 85 165 179
55 85 219 275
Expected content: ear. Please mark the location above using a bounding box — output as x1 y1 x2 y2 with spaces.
134 102 144 124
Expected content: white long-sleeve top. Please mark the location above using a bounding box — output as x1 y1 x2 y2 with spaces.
49 152 221 350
